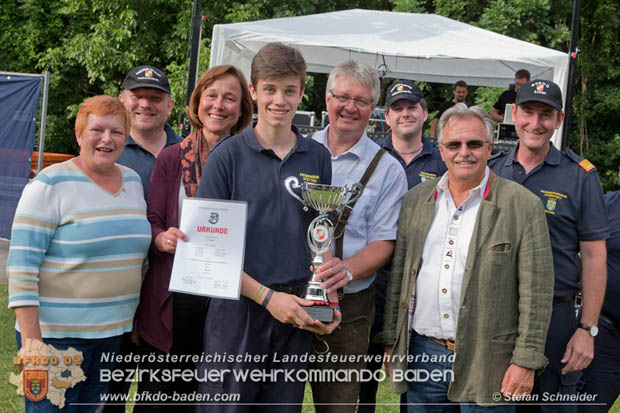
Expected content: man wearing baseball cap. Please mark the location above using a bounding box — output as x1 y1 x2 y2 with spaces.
379 80 447 188
360 80 446 413
490 80 608 412
104 65 180 412
117 65 180 198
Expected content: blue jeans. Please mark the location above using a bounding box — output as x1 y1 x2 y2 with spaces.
407 335 515 413
577 317 620 412
16 332 122 413
518 300 580 413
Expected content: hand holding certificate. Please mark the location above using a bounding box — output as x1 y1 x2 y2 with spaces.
169 198 247 299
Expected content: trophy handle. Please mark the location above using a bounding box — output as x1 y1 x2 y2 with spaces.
343 182 364 207
284 176 308 211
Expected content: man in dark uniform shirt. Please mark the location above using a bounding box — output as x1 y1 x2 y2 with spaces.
430 80 468 138
359 80 446 413
104 65 181 412
490 69 530 123
489 80 608 412
578 190 620 412
378 79 447 187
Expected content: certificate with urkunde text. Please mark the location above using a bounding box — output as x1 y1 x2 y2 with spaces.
169 198 247 299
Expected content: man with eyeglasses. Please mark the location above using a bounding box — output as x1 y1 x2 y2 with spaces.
382 103 554 411
489 80 608 412
308 60 408 413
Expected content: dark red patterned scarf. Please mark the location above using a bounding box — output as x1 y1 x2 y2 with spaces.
180 129 209 197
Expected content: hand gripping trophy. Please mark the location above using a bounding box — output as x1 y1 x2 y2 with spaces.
285 176 362 322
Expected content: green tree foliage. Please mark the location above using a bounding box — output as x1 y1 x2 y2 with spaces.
0 0 391 154
571 0 620 190
1 0 194 153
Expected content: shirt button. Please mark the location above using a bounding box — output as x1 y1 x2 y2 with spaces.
448 240 454 245
453 215 459 221
442 288 448 294
444 264 449 269
443 314 449 319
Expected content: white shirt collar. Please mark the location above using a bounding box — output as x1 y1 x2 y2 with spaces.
436 166 490 201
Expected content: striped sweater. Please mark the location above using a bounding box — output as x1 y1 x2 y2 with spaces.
7 160 151 339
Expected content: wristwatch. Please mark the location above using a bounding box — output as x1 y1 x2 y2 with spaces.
343 263 353 283
578 323 599 337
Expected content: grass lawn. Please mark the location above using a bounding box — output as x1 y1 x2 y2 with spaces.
1 282 618 412
1 283 24 412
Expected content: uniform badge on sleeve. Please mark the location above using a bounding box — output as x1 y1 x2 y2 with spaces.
578 159 595 172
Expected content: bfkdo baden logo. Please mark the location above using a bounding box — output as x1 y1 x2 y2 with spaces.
10 339 86 408
24 370 48 401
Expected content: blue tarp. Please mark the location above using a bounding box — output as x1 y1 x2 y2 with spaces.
0 75 42 239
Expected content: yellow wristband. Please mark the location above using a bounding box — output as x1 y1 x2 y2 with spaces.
255 286 266 303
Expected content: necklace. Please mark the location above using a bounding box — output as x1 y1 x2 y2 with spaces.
395 144 423 156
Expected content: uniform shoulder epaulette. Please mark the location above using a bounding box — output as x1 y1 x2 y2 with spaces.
566 148 596 172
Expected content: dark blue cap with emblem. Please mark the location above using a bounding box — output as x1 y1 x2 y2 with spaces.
386 80 424 107
122 65 171 94
515 79 563 111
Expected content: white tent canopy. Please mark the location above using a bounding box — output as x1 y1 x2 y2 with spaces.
210 9 569 144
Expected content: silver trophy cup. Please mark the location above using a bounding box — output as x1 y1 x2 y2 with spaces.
284 176 362 322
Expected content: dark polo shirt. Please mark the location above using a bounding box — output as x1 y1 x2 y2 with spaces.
377 134 447 188
196 123 332 287
116 123 180 199
493 88 517 116
489 144 609 297
435 100 456 121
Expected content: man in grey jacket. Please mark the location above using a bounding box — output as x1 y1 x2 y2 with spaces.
381 103 554 411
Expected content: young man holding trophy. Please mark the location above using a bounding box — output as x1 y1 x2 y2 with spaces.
195 43 341 412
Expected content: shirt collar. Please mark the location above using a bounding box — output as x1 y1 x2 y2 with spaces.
543 144 562 165
504 142 561 167
163 124 180 146
243 122 306 153
319 125 369 160
124 135 139 148
420 136 435 157
125 124 179 148
435 166 491 201
382 134 434 159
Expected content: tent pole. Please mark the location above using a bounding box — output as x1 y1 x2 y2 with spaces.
36 71 50 174
561 0 580 151
181 0 202 138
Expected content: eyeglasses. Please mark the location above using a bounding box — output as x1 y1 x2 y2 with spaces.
328 93 372 109
441 140 487 151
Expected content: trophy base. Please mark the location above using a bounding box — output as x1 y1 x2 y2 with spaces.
302 304 334 323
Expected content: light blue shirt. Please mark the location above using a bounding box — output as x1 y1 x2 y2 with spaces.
313 127 408 293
